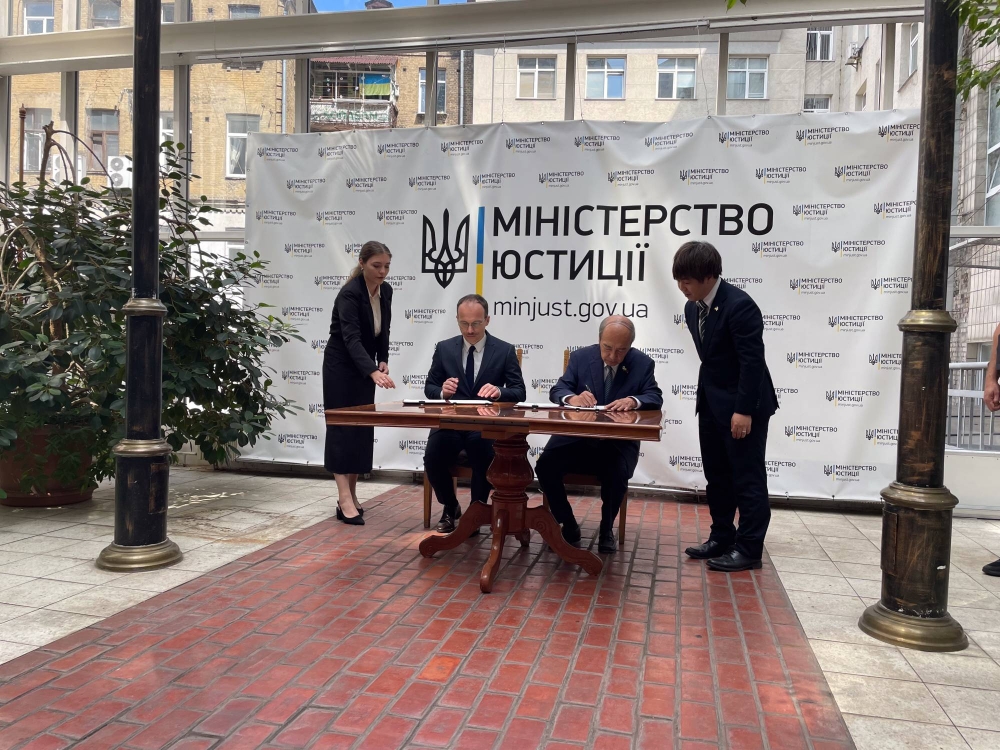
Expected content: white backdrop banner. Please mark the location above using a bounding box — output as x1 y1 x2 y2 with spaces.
243 112 919 501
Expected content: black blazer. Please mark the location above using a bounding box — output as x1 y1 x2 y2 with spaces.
424 332 526 402
684 279 777 424
544 345 663 476
327 274 391 376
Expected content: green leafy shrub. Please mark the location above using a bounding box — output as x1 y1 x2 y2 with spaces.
0 125 300 497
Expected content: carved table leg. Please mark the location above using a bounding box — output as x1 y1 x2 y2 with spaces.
480 508 509 593
526 506 603 577
418 500 492 558
420 431 603 588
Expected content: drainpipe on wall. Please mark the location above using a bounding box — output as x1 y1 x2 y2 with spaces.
459 50 465 125
281 0 291 133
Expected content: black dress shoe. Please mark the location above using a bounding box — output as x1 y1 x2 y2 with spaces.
706 549 762 572
435 505 461 534
984 559 1000 577
685 540 730 560
562 522 582 545
336 506 365 526
598 524 617 554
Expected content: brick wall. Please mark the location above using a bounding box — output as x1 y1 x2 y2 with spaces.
8 0 297 209
395 51 472 128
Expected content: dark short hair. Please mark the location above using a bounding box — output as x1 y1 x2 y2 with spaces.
457 294 489 317
672 241 722 281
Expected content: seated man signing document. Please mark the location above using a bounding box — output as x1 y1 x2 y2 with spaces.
423 294 526 533
535 315 662 553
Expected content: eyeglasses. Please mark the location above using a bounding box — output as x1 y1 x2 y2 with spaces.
458 320 485 331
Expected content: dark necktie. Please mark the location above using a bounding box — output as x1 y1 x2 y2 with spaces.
697 300 709 342
466 344 476 392
604 365 614 402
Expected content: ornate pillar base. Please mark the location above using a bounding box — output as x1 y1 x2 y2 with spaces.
97 538 183 572
859 602 968 652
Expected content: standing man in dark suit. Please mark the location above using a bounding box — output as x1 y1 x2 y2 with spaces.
535 316 663 553
424 294 526 533
674 241 778 572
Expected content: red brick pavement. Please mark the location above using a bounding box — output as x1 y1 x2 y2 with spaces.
0 484 854 749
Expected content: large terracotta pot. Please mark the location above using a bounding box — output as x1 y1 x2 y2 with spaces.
0 427 95 507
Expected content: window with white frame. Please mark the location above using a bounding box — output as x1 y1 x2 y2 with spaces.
23 108 52 176
162 3 175 22
24 0 54 34
908 23 920 78
226 114 258 177
417 68 447 114
228 4 260 19
855 83 867 112
806 27 834 61
727 58 767 99
803 96 831 113
90 0 121 28
986 82 1000 226
657 57 696 99
586 57 626 99
159 112 174 166
517 57 557 99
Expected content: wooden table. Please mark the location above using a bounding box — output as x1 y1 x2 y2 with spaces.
326 402 662 592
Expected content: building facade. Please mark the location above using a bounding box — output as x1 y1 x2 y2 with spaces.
950 37 1000 361
9 0 303 219
473 25 926 125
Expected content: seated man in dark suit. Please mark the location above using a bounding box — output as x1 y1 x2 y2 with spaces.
424 294 526 533
535 316 663 553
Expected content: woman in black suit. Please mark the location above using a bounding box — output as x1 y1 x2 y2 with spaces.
323 240 395 525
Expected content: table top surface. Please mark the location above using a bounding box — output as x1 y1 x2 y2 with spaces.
325 402 663 441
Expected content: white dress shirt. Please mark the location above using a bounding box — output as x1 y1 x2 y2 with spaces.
701 277 722 311
462 336 486 382
369 285 382 337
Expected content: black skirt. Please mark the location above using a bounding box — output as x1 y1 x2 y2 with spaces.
323 346 376 474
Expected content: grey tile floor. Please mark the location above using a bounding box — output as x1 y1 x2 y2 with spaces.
768 508 1000 750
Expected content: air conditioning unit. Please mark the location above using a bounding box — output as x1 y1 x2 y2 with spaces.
107 155 133 190
846 42 863 69
50 155 85 185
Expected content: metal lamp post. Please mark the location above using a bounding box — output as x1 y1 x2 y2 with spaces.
97 0 182 571
858 0 966 651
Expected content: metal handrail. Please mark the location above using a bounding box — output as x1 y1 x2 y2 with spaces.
947 362 998 450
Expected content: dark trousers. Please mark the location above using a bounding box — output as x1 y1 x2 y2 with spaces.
698 411 771 559
535 439 630 529
424 429 494 509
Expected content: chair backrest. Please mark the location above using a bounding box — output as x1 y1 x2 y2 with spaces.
563 348 570 372
516 348 523 367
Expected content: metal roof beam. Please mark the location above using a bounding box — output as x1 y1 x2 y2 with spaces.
0 0 923 76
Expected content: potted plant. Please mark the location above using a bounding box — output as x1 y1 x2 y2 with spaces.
0 125 299 506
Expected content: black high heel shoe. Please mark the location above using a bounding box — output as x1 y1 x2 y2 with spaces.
336 505 365 525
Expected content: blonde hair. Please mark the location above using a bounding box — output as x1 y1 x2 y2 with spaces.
350 240 392 280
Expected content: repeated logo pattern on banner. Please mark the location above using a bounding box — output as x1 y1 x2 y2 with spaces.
244 112 919 501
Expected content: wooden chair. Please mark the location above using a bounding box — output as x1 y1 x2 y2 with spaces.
539 349 628 545
422 348 522 528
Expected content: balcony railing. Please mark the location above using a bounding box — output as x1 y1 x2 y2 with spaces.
946 362 1000 450
309 98 395 127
